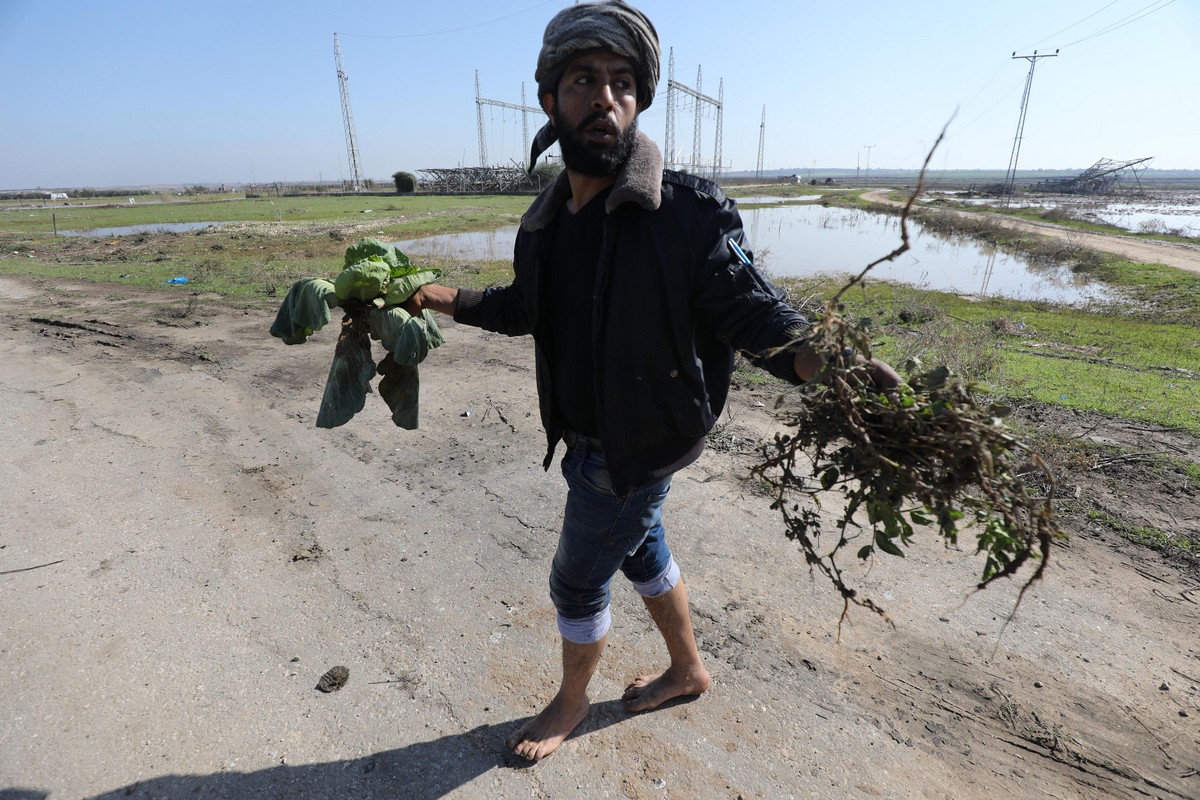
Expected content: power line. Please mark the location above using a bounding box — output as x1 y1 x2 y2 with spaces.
339 0 557 39
1017 0 1121 52
1062 0 1176 47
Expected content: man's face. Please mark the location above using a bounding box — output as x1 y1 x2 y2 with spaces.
545 51 640 177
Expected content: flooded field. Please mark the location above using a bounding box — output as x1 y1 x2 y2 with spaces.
56 221 236 237
931 189 1200 237
745 205 1113 303
395 204 1114 305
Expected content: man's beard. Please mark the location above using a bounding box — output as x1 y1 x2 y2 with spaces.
554 109 638 177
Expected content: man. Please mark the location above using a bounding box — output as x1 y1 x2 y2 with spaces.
407 0 898 762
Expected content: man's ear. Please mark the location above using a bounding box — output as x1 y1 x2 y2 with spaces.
540 91 556 120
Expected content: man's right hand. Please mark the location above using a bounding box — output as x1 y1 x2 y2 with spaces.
404 284 460 317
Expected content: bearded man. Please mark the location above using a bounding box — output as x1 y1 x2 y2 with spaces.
407 0 899 761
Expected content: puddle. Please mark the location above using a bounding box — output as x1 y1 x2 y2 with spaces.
395 205 1114 305
927 191 1200 238
746 205 1113 305
1083 203 1200 237
57 221 236 237
732 195 822 205
393 227 519 262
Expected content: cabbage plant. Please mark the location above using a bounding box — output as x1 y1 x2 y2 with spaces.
270 238 443 429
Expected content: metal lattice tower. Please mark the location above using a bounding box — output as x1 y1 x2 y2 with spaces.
475 71 542 167
691 66 703 171
664 49 676 168
756 106 766 180
714 78 723 182
663 47 724 179
333 34 364 192
1003 49 1058 203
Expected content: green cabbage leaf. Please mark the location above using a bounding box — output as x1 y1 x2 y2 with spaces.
270 278 339 345
383 269 442 306
334 257 392 302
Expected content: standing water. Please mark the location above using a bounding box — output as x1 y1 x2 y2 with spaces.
394 204 1114 305
745 204 1112 304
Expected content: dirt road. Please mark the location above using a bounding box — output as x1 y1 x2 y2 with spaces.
1 275 1197 799
861 189 1200 275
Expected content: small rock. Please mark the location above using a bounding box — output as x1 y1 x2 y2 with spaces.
1034 681 1043 688
316 665 350 693
1159 682 1170 691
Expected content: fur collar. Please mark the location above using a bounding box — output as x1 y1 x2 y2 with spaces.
522 130 664 232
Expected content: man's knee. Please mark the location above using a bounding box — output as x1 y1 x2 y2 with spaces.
629 557 680 599
557 607 611 644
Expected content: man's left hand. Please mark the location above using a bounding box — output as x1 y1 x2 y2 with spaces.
793 347 902 389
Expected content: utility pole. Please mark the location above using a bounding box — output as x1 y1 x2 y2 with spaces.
863 144 875 183
333 34 364 192
755 105 766 180
1003 49 1058 203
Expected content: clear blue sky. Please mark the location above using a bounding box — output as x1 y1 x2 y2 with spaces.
1 0 1195 189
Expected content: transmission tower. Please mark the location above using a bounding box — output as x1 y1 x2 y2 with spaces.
333 34 364 192
1002 49 1058 203
663 48 724 179
755 106 766 180
475 71 542 167
664 49 676 168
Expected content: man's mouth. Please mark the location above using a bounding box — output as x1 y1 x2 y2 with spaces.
580 116 617 140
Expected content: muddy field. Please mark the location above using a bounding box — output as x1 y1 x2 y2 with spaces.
0 272 1197 799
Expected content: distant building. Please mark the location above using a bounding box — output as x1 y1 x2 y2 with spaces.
45 192 68 201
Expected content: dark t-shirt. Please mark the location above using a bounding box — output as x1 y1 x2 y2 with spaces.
545 188 611 437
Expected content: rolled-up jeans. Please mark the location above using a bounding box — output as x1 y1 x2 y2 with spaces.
550 435 680 644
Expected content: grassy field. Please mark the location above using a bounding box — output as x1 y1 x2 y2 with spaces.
775 276 1200 432
0 194 530 235
2 190 1197 433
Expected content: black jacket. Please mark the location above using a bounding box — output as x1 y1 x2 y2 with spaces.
455 131 807 495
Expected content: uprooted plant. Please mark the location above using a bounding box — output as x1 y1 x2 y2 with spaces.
751 128 1061 624
269 237 444 430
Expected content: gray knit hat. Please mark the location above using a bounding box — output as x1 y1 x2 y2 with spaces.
535 0 661 111
528 0 660 172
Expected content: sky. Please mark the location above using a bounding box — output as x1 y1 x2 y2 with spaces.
1 0 1196 190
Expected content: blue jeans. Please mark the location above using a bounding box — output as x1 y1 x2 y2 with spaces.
550 438 679 644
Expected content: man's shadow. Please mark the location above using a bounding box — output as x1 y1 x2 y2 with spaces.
69 699 639 800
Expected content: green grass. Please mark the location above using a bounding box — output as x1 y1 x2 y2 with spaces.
1086 510 1200 558
0 194 530 235
775 275 1200 432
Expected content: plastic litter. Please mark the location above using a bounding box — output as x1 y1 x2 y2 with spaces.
166 276 189 284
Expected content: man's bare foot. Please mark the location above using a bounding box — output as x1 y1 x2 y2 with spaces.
506 692 591 762
621 663 711 712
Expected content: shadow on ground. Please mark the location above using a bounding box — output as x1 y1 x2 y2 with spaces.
75 701 630 800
